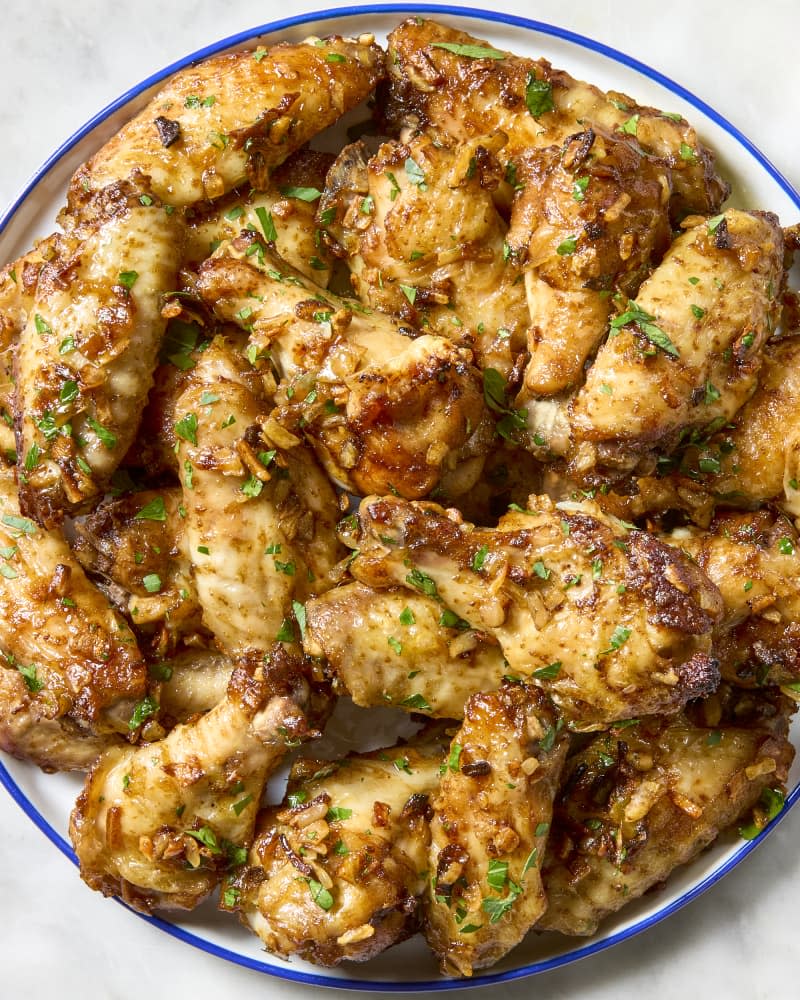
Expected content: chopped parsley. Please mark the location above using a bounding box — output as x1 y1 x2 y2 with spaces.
134 496 166 521
472 544 489 572
601 624 632 655
532 661 561 680
128 695 158 730
525 72 554 118
610 299 679 358
400 693 432 712
430 41 505 59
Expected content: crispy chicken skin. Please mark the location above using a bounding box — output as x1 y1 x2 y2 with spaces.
0 667 119 772
426 682 567 977
304 582 506 718
0 238 60 453
15 180 184 526
183 149 335 284
66 36 385 213
542 334 800 529
74 487 202 650
195 238 487 500
346 494 723 725
670 334 800 517
0 463 146 753
382 18 729 220
668 511 800 687
561 209 784 475
234 731 447 965
173 335 342 656
70 649 312 912
319 133 528 375
539 708 795 936
509 126 672 399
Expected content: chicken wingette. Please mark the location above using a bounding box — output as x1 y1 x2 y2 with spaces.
508 125 671 402
173 335 342 657
0 667 119 772
381 18 729 221
304 582 506 718
666 334 800 518
425 682 567 977
66 35 384 213
535 208 783 477
233 730 448 965
0 463 146 768
667 511 800 688
14 179 184 526
345 494 723 725
539 707 795 936
69 649 313 912
195 237 487 500
319 133 528 375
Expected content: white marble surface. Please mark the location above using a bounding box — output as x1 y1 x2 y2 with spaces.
1 1 799 997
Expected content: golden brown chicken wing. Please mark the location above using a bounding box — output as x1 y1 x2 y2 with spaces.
508 125 671 400
195 237 487 500
14 179 184 525
69 648 313 912
234 729 448 964
668 510 800 687
425 681 567 977
381 18 729 221
173 334 343 656
304 582 506 718
0 463 146 757
544 209 784 478
345 494 722 725
319 132 528 375
66 35 384 212
539 707 794 935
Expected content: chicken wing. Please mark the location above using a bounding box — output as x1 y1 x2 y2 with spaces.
0 463 146 754
562 209 784 477
304 582 506 718
666 334 800 516
183 148 335 284
15 179 184 525
66 36 384 213
508 126 671 399
195 237 487 499
346 494 722 725
319 132 528 375
233 729 447 965
668 511 800 687
381 18 729 220
69 648 313 912
539 709 794 936
425 682 567 977
0 666 119 772
173 334 342 656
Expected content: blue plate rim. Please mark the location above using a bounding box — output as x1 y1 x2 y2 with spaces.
1 2 799 992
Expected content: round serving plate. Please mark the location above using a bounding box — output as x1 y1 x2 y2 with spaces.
1 3 798 992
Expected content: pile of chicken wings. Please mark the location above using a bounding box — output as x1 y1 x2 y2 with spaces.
1 16 798 978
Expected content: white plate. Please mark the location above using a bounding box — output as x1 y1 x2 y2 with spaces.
1 3 798 991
